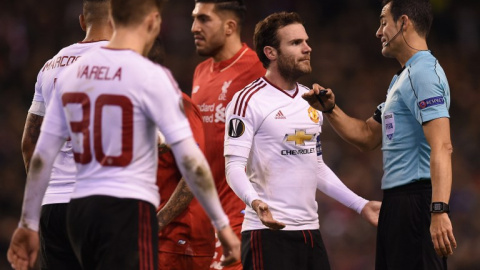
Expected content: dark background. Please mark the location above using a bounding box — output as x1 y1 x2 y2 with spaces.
1 0 479 269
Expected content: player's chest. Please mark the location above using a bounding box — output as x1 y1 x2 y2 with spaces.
192 74 245 103
258 103 322 140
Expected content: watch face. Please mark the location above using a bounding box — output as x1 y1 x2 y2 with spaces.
433 203 443 211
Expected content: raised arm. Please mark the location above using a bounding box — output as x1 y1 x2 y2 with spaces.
423 117 457 256
302 84 382 152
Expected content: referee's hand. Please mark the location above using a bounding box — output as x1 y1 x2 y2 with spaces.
252 200 286 230
430 213 457 257
302 83 335 112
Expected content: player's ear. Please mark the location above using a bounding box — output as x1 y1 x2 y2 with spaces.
146 11 162 35
79 14 87 32
263 46 277 61
225 19 237 36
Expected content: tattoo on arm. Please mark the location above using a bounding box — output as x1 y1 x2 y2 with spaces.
157 178 194 231
21 113 43 173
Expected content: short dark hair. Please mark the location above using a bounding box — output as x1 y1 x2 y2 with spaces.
111 0 166 26
253 12 304 68
382 0 433 38
83 0 110 26
195 0 247 28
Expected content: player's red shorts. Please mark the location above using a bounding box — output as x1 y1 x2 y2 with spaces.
158 251 211 270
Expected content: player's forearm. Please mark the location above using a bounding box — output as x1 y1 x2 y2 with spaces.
171 138 229 230
430 143 453 203
157 178 194 230
20 132 64 231
316 156 368 214
325 106 381 152
225 155 261 208
21 113 43 173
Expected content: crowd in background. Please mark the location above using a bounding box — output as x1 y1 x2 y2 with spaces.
0 0 478 269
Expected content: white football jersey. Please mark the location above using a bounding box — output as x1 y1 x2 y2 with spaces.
41 47 192 207
224 77 324 231
32 41 108 205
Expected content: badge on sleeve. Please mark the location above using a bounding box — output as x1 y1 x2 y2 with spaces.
228 118 245 138
418 96 444 110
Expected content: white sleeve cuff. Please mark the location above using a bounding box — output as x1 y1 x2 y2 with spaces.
28 100 46 116
18 218 39 232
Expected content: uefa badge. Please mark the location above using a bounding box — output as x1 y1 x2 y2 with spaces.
308 107 319 123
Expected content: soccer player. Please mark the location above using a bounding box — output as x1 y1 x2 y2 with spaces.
224 12 380 270
303 0 457 269
156 93 215 270
191 1 265 268
7 0 240 269
19 0 112 269
147 39 216 270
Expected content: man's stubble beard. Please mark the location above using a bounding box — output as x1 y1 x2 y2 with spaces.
277 52 312 83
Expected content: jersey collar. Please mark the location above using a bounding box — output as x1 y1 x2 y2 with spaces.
211 43 249 73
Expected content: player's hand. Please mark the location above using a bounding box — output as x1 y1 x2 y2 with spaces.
216 225 241 266
252 200 286 230
430 213 456 257
360 201 381 227
7 227 39 270
301 84 336 112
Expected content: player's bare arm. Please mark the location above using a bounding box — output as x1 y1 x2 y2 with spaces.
423 117 457 257
302 84 382 152
251 199 286 230
157 178 194 231
21 113 43 173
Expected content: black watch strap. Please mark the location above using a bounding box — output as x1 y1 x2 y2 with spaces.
430 202 449 213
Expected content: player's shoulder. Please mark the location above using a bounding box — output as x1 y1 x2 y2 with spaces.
229 77 270 115
233 77 267 99
297 83 311 94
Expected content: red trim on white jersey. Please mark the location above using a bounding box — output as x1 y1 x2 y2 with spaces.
233 79 266 117
262 76 298 99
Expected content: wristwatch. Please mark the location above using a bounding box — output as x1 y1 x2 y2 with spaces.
430 202 449 213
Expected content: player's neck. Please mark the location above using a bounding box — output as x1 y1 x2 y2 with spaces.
106 28 151 56
212 36 243 63
82 25 112 43
264 69 297 90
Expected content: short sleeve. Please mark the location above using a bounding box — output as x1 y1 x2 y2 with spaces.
33 70 45 103
40 85 69 139
404 66 450 124
140 67 192 145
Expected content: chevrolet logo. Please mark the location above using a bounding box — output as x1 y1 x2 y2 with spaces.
284 130 314 145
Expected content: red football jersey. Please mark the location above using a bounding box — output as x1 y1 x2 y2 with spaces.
192 44 265 269
156 93 215 256
191 44 265 227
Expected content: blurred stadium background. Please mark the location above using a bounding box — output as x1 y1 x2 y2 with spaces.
1 0 478 269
